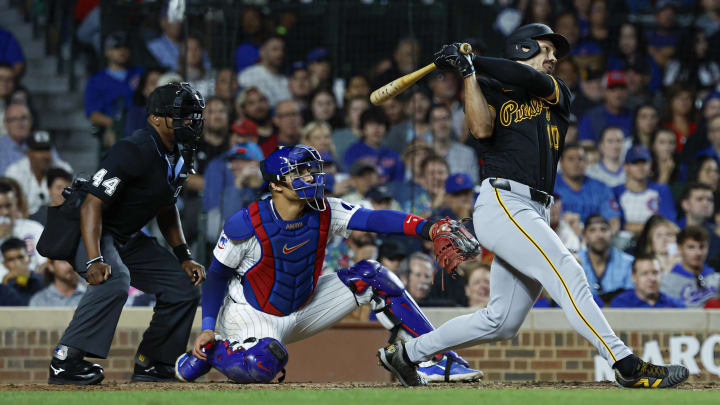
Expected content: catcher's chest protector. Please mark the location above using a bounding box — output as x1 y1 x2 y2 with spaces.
243 200 331 316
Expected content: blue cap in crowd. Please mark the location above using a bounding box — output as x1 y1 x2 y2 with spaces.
307 48 329 63
104 31 129 49
625 145 652 164
445 173 474 194
226 143 264 161
656 0 679 12
288 60 308 76
703 91 720 108
584 214 609 229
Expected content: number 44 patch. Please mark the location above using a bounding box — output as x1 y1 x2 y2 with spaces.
92 169 121 196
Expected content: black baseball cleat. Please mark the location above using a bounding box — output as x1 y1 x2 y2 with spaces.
615 359 689 388
131 362 178 382
48 357 104 385
377 342 427 387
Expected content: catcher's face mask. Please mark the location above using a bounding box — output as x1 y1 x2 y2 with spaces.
261 145 326 211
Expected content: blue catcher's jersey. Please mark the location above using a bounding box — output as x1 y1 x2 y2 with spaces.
224 199 331 316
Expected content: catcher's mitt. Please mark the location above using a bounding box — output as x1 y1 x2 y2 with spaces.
431 217 481 274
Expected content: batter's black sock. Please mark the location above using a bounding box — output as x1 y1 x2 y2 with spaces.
401 343 416 365
613 354 641 377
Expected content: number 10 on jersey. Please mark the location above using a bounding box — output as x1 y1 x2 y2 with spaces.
546 124 560 150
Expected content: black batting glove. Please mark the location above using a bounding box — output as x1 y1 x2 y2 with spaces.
433 44 457 71
433 44 475 78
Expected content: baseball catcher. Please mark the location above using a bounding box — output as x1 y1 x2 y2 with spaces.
175 145 482 385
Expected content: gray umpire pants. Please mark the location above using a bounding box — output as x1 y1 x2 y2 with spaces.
405 179 634 367
59 232 201 364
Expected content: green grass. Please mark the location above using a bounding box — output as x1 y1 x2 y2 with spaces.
1 389 718 405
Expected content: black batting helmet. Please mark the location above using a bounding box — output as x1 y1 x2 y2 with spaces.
505 23 569 61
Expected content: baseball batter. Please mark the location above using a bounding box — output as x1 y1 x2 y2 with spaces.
175 145 482 384
378 24 689 389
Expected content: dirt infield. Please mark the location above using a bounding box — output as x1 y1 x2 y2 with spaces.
1 381 718 391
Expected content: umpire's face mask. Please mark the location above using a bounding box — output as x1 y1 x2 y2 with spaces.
168 82 206 147
171 110 204 146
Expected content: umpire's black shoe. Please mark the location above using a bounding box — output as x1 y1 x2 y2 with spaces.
48 357 104 385
131 362 178 382
377 342 427 387
615 359 689 388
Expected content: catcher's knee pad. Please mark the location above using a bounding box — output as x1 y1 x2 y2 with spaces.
337 260 435 342
209 337 288 383
337 260 404 297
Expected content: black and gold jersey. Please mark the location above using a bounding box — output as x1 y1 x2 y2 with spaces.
475 74 572 194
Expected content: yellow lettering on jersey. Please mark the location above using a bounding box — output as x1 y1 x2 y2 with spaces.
633 378 650 387
547 124 560 150
499 98 549 127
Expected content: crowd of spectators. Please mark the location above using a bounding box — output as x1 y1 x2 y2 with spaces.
2 0 720 310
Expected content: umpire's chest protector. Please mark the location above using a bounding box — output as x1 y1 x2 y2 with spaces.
243 199 331 316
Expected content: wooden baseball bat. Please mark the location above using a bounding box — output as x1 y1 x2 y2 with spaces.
370 43 472 106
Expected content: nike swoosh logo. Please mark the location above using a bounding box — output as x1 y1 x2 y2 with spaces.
257 361 270 372
283 240 309 254
50 365 65 375
145 366 155 373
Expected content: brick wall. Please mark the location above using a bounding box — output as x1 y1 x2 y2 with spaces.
1 308 719 383
0 326 390 383
454 330 720 383
0 306 390 383
1 327 148 383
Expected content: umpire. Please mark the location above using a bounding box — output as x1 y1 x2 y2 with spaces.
46 83 206 385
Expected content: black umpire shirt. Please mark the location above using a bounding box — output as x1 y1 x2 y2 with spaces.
475 74 572 194
84 125 185 243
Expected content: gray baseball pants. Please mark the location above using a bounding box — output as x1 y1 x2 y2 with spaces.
405 179 633 367
59 232 201 364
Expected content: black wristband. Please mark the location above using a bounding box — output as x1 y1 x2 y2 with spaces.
173 244 192 263
420 221 433 241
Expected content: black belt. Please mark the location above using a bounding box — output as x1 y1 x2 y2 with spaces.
489 178 553 207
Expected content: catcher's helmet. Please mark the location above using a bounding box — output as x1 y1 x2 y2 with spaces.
147 82 205 145
505 23 569 61
261 145 326 211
